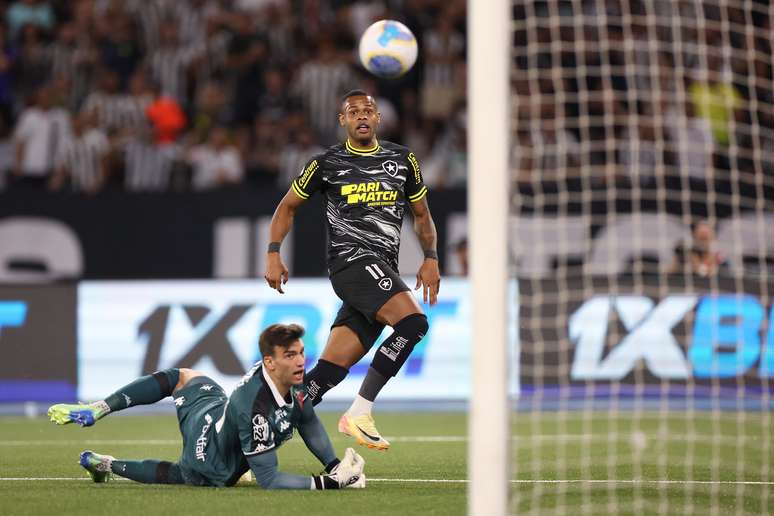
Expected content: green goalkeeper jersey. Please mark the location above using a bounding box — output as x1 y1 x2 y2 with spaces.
175 364 312 486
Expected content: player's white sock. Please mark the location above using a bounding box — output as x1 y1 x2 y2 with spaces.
346 395 373 417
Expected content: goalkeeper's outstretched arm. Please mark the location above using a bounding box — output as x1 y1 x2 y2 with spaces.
298 410 337 467
246 449 339 490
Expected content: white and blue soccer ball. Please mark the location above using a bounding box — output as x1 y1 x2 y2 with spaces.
358 20 418 78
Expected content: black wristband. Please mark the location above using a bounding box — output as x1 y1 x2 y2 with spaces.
268 242 281 253
423 249 438 260
312 475 339 490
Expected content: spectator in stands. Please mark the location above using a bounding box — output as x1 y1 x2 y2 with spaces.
243 113 283 185
149 20 201 106
290 36 358 144
81 69 126 133
7 0 54 39
688 53 742 148
226 14 268 125
12 23 49 98
420 10 464 122
98 11 144 90
189 79 232 145
277 125 322 189
187 126 243 190
11 87 59 189
669 220 728 277
121 124 176 193
145 82 187 145
49 110 109 194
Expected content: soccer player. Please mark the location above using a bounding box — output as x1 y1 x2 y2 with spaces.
264 90 441 451
47 324 365 490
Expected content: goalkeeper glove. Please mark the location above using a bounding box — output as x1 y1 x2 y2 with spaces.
311 448 366 489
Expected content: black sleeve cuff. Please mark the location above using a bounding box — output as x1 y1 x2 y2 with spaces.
324 458 340 474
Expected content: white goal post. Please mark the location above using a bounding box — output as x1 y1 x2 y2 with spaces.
467 0 511 515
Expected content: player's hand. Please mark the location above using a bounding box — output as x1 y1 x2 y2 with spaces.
415 258 441 305
330 448 366 488
264 253 289 294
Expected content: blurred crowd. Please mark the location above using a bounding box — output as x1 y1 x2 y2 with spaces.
511 0 773 193
0 0 468 194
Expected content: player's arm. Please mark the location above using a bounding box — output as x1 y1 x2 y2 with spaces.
297 403 337 467
264 157 322 294
244 439 362 490
245 448 333 490
404 151 441 304
265 189 306 294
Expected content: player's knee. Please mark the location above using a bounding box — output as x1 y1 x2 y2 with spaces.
151 368 181 397
395 312 428 343
174 368 208 392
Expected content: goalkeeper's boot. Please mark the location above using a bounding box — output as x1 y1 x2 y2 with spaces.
79 450 114 483
48 402 106 427
338 413 390 451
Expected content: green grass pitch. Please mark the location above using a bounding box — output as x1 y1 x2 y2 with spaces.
0 412 771 515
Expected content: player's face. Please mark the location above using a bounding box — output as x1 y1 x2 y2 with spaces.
266 340 306 387
339 96 381 144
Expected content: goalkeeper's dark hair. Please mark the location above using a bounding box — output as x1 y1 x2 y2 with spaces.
259 323 305 358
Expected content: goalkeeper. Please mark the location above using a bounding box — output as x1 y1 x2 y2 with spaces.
47 323 365 490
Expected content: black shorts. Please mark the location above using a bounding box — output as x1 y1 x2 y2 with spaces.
330 258 410 350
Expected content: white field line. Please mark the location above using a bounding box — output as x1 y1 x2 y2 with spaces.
0 434 766 446
0 477 772 486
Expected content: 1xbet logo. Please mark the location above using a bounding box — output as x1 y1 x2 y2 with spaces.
0 301 27 338
137 301 458 377
570 294 774 380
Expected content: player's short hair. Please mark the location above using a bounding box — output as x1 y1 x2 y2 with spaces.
259 323 305 358
340 89 372 107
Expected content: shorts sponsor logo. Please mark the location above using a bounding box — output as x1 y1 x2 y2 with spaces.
195 413 213 461
200 384 213 391
174 396 185 406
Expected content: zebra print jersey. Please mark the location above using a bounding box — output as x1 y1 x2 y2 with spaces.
291 139 428 275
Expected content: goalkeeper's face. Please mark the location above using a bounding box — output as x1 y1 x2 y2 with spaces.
266 340 306 387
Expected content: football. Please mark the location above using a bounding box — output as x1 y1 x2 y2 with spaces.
358 19 418 78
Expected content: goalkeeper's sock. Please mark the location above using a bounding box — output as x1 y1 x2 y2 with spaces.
102 369 180 414
347 394 374 417
111 459 184 484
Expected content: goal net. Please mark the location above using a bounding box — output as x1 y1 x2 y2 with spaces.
510 1 773 514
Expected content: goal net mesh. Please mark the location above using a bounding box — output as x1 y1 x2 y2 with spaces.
510 1 773 514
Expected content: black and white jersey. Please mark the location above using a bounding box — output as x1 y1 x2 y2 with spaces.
291 139 428 274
